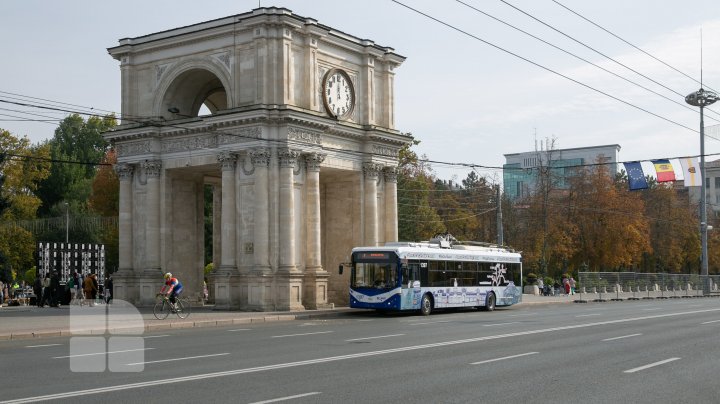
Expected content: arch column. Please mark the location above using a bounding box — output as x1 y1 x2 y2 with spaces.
363 162 382 246
115 164 134 273
278 148 304 310
217 152 238 273
303 152 329 308
112 163 135 303
143 160 162 272
384 167 398 243
245 148 272 310
250 148 271 273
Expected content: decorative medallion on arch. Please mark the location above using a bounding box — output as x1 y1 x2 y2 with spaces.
155 59 233 120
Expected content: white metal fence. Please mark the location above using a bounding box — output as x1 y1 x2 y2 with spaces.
577 272 720 301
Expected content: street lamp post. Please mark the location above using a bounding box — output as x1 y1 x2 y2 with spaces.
685 88 719 280
64 202 69 244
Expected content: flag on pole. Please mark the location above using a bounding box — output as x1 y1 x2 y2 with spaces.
624 162 648 190
679 157 700 187
652 159 676 182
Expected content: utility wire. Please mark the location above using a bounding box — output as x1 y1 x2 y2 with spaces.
454 0 720 123
497 0 694 101
550 0 720 97
390 1 698 134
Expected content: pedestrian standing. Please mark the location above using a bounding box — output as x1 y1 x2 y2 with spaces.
569 277 576 295
105 276 113 304
0 279 4 307
33 276 42 307
50 272 60 307
41 274 51 307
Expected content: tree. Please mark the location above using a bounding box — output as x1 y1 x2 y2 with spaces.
89 149 120 272
640 184 699 273
397 140 444 241
0 129 52 280
567 162 651 271
36 114 115 216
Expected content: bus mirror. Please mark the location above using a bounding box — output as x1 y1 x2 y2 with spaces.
338 265 343 275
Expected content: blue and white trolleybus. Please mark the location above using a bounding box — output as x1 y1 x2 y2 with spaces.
344 235 522 315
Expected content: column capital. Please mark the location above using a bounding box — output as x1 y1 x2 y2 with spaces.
383 166 398 183
249 148 270 168
304 152 326 172
142 160 162 178
278 148 301 169
362 162 383 179
217 151 237 171
114 163 134 181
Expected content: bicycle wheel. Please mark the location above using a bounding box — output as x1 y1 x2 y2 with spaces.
153 300 170 320
175 298 190 319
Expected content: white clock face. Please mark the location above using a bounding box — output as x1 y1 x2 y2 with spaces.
323 69 354 118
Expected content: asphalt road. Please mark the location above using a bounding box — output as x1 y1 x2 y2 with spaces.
2 298 720 403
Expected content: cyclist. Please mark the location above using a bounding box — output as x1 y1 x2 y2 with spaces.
160 272 183 310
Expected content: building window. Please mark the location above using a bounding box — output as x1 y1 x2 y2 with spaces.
715 177 720 189
707 178 711 189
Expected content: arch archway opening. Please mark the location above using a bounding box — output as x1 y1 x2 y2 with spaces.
162 68 228 120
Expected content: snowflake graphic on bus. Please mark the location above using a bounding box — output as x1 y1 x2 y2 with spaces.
346 235 522 315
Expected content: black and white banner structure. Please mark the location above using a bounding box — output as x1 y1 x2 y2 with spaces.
37 242 106 286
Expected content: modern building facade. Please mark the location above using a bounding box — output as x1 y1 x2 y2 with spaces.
104 7 411 310
503 144 621 200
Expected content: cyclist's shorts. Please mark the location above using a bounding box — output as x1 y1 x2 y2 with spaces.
170 285 184 297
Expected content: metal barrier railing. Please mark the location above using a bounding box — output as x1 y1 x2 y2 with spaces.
577 272 720 302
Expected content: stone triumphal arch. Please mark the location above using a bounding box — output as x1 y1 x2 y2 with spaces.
105 7 411 310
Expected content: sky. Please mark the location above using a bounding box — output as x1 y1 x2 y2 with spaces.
1 0 719 184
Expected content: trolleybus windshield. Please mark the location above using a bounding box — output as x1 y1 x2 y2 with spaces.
351 252 398 289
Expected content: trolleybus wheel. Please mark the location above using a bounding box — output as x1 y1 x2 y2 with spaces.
481 292 496 312
420 294 433 316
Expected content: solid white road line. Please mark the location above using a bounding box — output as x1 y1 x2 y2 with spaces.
125 353 230 366
602 333 642 342
345 334 405 342
408 320 451 326
575 314 602 318
25 344 62 348
248 392 321 404
470 352 539 365
357 319 374 322
483 322 519 327
227 329 251 332
624 357 680 373
271 331 334 338
143 335 171 339
53 348 154 359
7 307 720 404
701 319 720 325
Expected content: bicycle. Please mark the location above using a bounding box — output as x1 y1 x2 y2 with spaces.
153 294 191 320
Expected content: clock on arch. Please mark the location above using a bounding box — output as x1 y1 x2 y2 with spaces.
322 68 355 119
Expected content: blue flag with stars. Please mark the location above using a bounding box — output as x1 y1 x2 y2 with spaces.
624 162 648 190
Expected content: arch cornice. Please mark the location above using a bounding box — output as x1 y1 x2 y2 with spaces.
153 57 234 118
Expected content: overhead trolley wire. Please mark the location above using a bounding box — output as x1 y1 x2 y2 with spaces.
453 0 720 123
389 0 699 135
496 0 705 103
550 0 720 98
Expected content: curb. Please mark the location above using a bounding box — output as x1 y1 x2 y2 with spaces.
0 309 355 341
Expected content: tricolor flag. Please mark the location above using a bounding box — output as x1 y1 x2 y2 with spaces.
624 162 648 190
679 157 700 187
652 159 676 182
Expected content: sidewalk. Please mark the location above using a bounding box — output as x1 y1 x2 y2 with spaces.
520 293 581 305
0 303 358 341
0 295 581 341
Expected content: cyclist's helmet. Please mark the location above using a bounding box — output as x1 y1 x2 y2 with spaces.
164 272 172 280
